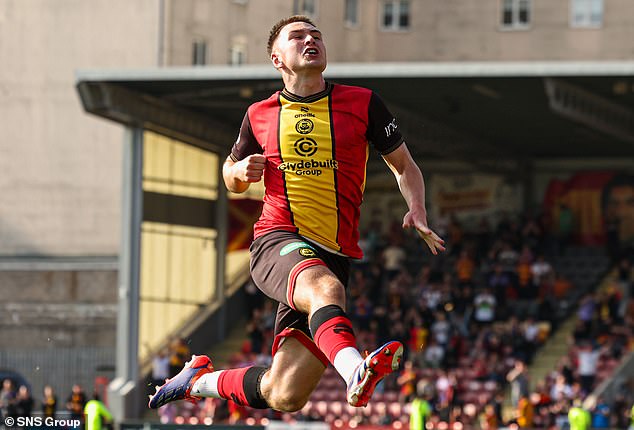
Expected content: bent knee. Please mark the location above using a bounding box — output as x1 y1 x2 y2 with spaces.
267 389 309 412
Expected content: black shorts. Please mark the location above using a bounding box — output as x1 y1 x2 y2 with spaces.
249 230 350 338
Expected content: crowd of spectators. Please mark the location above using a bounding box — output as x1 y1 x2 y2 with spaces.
1 380 113 430
152 210 633 428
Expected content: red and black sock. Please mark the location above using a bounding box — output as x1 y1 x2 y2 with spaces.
309 304 357 364
217 366 269 409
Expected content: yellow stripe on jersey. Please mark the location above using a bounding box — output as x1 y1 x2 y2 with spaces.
279 96 339 251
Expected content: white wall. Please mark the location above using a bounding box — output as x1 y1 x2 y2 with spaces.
0 0 160 255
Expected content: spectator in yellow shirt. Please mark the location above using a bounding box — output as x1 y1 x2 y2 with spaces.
84 394 112 430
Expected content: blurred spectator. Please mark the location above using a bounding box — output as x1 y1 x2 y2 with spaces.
84 393 113 430
522 317 541 363
487 264 513 312
498 242 520 271
550 374 572 402
523 216 544 252
556 203 574 253
473 288 497 325
447 215 464 256
479 403 499 430
507 360 529 407
435 370 455 409
169 337 191 377
568 399 591 430
66 384 87 421
410 383 433 430
430 312 451 346
516 395 534 428
577 294 596 333
397 360 417 403
423 337 445 369
530 254 553 289
576 341 603 395
246 311 264 354
553 271 573 300
151 348 170 392
42 385 57 418
591 397 611 429
14 385 33 418
455 250 475 288
0 379 17 419
382 238 406 281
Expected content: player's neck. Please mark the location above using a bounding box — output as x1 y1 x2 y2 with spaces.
282 73 326 98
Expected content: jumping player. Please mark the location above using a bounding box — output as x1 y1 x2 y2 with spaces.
149 15 445 413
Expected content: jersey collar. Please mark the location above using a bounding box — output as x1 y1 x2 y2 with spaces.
281 82 333 103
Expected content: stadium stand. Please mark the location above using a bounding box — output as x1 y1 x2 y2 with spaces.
150 211 631 428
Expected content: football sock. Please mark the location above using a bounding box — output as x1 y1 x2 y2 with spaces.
310 304 363 382
193 367 269 409
191 370 224 397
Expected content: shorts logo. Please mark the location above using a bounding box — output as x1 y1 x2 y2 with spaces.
299 248 316 257
295 119 314 135
294 137 318 157
280 241 315 256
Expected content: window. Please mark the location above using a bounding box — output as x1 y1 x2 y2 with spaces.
501 0 531 29
345 0 359 26
293 0 317 18
230 44 246 66
381 0 410 31
192 39 207 66
571 0 603 27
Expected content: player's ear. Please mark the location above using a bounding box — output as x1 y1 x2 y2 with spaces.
271 51 284 70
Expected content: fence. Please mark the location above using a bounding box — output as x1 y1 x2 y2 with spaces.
0 346 115 405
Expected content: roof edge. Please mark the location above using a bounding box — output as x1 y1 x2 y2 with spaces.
75 61 634 83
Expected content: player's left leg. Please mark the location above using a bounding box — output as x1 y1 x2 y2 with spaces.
149 330 326 412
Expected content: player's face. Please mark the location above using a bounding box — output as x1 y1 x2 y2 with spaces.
607 185 634 221
272 21 327 73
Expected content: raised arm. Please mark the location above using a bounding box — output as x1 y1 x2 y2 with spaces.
382 143 445 255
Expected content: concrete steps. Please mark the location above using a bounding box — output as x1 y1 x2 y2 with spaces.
203 318 249 367
528 316 578 391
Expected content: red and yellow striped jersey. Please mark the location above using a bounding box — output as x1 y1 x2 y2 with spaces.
230 83 403 258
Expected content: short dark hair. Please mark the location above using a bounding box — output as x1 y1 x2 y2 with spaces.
601 173 634 210
267 15 316 55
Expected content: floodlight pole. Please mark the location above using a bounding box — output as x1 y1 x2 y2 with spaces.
109 126 143 421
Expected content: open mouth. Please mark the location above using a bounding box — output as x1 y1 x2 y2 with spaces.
304 48 319 56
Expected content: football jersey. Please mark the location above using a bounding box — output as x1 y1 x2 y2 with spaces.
230 83 403 258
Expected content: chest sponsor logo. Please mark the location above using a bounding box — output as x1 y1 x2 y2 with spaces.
295 118 314 135
293 137 318 157
278 158 338 176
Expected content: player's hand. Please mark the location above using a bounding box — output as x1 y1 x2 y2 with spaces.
236 154 266 183
402 211 446 255
415 225 446 255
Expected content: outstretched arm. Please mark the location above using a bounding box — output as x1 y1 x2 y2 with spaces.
222 154 266 193
382 143 445 255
